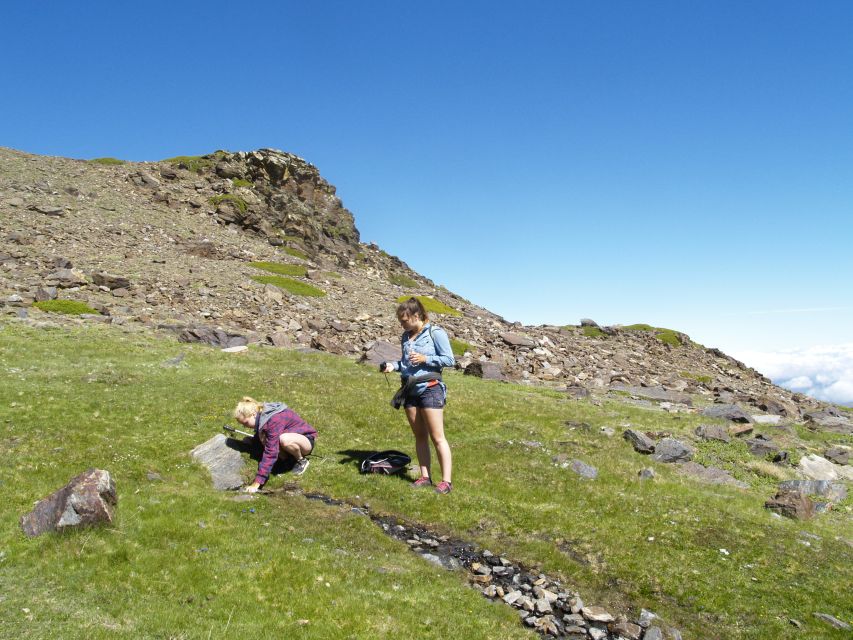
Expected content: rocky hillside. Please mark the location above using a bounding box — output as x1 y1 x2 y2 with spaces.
0 145 849 430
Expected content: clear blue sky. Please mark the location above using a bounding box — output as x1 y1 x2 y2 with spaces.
3 2 851 368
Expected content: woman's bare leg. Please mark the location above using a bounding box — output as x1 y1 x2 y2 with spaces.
405 406 431 479
421 408 451 483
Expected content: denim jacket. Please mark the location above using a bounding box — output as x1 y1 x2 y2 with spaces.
392 323 455 397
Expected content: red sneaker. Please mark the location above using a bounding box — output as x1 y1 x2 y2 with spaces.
434 481 452 495
412 476 432 488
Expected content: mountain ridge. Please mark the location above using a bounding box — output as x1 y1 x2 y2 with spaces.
0 145 849 427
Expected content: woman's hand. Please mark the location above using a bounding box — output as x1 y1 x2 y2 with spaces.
409 351 426 365
243 482 261 494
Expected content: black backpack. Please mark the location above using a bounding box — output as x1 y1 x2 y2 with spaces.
359 450 412 475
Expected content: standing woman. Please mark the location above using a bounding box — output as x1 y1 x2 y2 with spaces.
382 297 456 494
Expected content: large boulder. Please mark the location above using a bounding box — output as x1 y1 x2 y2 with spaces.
764 490 815 520
499 332 536 348
623 429 655 454
701 404 752 423
651 438 694 463
360 340 402 367
695 424 731 443
798 454 853 481
20 469 117 537
178 325 248 349
191 434 246 490
464 361 505 381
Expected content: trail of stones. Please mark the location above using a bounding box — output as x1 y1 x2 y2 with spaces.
273 487 675 640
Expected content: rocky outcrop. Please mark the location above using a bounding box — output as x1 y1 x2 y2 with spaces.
20 468 117 537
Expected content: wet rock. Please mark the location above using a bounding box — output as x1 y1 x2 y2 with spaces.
190 434 246 490
702 404 752 423
20 469 116 537
695 423 731 442
765 490 815 520
651 438 693 463
464 361 505 380
623 429 655 454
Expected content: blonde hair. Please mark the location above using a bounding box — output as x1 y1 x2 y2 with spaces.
234 396 263 420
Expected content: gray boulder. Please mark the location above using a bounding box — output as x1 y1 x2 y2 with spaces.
568 460 598 479
702 404 752 423
651 438 693 463
623 429 655 454
695 423 731 443
778 480 847 503
178 325 248 349
91 271 131 290
745 435 780 457
464 361 504 381
360 340 402 367
678 462 748 489
191 434 246 490
499 332 536 347
20 469 117 537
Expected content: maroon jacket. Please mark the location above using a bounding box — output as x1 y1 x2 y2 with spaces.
254 408 317 485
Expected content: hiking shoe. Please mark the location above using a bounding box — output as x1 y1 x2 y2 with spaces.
411 476 432 488
434 481 452 495
292 458 310 476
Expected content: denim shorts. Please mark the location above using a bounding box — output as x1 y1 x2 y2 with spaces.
404 383 446 409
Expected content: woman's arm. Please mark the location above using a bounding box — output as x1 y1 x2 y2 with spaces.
427 328 455 368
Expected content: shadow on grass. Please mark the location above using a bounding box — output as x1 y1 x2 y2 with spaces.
337 449 414 483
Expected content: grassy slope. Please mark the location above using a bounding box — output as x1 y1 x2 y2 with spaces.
0 323 850 639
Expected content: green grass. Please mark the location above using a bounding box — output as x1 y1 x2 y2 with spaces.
32 300 99 315
624 324 683 347
248 261 308 277
395 295 462 317
231 178 253 188
163 152 227 173
582 326 606 339
251 275 325 297
88 157 125 165
681 371 713 385
1 323 850 639
449 338 474 356
209 194 248 214
389 273 419 288
283 247 309 260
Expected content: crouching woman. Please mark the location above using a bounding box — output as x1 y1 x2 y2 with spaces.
234 396 317 493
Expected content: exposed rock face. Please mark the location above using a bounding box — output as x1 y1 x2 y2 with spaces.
191 434 246 490
20 468 117 537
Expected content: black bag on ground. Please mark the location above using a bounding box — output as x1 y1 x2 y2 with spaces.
359 450 412 475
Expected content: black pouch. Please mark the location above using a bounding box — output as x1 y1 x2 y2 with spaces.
360 450 412 475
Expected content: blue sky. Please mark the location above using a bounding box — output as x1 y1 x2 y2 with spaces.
2 2 852 401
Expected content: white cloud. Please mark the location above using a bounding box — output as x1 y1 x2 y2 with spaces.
735 343 853 406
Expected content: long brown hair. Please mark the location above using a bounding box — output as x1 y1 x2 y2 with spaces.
396 297 428 322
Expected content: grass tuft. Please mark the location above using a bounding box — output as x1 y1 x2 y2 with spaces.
450 338 474 356
623 323 683 346
283 247 309 260
248 261 307 277
251 275 325 297
209 194 248 213
231 178 253 188
389 273 419 288
582 326 606 339
395 295 461 316
32 299 99 315
89 157 125 165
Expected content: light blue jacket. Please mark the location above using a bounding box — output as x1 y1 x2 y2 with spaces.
391 323 455 396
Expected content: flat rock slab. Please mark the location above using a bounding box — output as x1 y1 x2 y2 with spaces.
20 468 116 537
678 462 748 489
610 384 692 406
651 438 693 463
798 454 853 482
464 361 505 380
191 434 246 490
701 404 752 423
499 332 536 347
360 340 402 366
